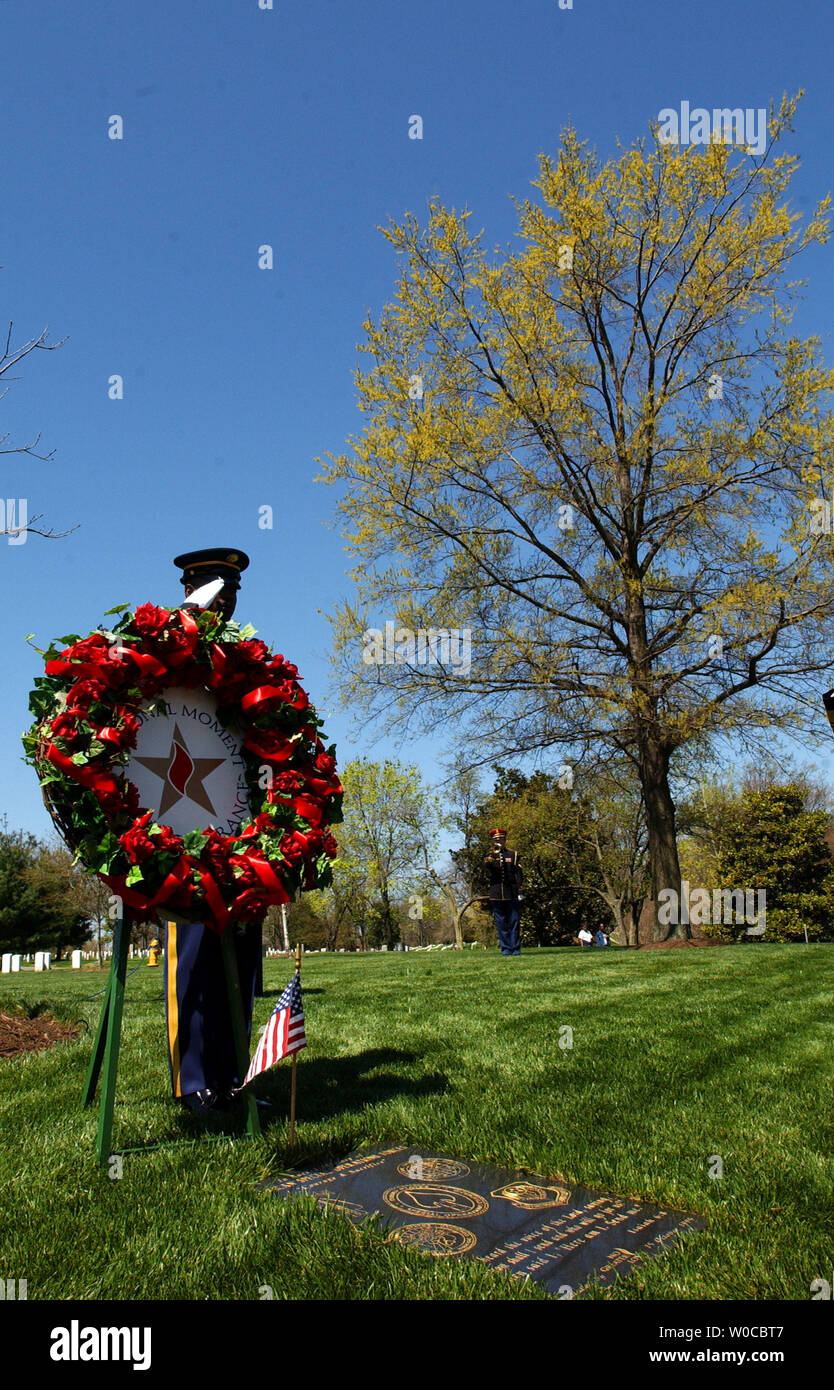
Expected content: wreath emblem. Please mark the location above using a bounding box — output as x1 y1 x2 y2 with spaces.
22 603 343 932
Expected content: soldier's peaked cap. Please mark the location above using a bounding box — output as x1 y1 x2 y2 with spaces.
174 548 250 588
489 827 508 837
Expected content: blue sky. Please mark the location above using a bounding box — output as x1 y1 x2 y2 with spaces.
2 0 833 837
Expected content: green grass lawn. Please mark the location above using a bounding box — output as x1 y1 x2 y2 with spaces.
1 944 832 1300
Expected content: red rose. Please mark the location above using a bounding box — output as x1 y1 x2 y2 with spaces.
151 823 184 854
131 604 172 639
277 830 308 867
229 890 267 924
50 713 82 746
119 712 141 744
119 812 156 864
238 638 271 664
228 855 261 891
323 833 339 858
157 627 195 664
271 770 304 793
66 677 110 709
200 831 236 887
63 634 111 663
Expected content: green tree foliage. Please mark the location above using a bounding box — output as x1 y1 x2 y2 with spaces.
334 759 442 949
0 826 90 957
321 94 834 939
683 781 834 941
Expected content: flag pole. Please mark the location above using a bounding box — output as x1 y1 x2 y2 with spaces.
289 941 301 1146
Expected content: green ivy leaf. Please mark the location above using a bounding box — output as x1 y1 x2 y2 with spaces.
125 865 144 887
103 604 131 616
182 829 210 855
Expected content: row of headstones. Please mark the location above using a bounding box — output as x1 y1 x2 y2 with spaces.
2 952 53 971
1 952 51 971
0 947 158 973
263 945 413 956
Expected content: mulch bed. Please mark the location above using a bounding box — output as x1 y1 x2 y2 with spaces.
0 1010 82 1059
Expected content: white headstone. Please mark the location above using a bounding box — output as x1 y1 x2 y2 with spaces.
71 950 82 969
11 955 21 972
34 951 51 972
1 954 11 973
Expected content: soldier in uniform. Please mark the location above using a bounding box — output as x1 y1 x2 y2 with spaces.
163 547 263 1114
484 828 523 956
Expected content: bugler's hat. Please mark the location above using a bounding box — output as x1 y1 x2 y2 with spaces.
174 548 250 589
489 827 508 838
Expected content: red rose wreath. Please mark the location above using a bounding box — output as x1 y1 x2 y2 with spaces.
23 603 342 931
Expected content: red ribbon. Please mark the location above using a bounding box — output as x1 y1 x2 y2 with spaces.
242 731 296 762
97 726 125 745
109 647 168 678
240 685 292 715
166 608 199 665
229 851 291 907
44 743 119 798
207 643 227 687
199 869 230 933
101 857 190 911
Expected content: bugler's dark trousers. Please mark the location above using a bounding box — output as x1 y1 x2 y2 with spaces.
492 902 521 955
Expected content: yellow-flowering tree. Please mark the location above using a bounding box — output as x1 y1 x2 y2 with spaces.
320 94 834 938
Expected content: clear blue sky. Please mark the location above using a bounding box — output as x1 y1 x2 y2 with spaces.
2 0 833 837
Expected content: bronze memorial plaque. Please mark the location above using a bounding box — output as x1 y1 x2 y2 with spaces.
262 1146 705 1294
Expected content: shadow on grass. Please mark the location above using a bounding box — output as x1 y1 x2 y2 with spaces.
116 1048 448 1154
256 1047 448 1128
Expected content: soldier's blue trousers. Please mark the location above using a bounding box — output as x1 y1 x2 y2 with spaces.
163 920 260 1097
492 903 521 955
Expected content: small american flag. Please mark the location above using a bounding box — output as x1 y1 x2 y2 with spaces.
240 972 306 1088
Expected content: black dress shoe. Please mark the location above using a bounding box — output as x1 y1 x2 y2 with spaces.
179 1088 231 1114
226 1089 271 1112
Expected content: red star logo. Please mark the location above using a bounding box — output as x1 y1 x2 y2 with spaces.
133 722 225 817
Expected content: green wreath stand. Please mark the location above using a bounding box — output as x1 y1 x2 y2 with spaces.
81 904 261 1166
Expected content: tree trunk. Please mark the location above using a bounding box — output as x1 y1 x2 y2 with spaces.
624 566 687 941
379 884 395 948
625 898 645 946
638 733 688 941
